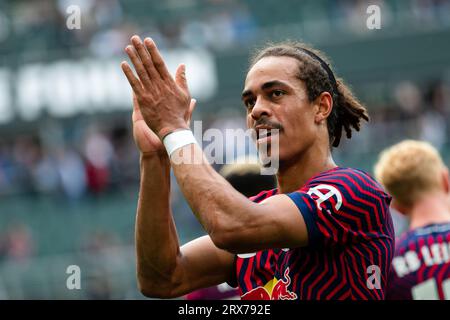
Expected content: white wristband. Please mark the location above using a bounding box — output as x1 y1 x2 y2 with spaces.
163 129 197 157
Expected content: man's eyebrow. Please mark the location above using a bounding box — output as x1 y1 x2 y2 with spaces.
241 89 252 100
242 80 290 100
261 80 289 90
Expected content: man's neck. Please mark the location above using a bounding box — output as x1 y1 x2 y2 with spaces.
409 192 450 230
276 146 337 194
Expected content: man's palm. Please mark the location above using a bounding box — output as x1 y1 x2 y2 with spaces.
132 94 197 154
132 94 163 154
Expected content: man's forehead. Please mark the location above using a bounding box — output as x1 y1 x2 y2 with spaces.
244 56 299 89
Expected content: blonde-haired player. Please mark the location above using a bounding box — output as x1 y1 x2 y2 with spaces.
375 140 450 300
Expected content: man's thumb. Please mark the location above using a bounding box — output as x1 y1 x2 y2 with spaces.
175 63 188 90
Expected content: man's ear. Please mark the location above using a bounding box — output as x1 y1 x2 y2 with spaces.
391 199 410 216
314 92 333 124
442 167 450 193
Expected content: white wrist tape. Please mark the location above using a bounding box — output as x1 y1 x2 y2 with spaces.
163 129 197 157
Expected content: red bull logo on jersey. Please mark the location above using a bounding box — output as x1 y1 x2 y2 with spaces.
241 268 298 300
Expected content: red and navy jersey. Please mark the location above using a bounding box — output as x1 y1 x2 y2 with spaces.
233 167 395 300
387 223 450 300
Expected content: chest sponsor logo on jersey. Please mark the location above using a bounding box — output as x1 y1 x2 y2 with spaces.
307 184 342 211
241 268 297 300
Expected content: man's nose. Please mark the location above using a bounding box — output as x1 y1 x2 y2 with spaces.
251 98 272 121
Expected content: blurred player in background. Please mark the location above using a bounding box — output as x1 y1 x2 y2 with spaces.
218 158 277 198
121 35 394 300
375 140 450 300
185 157 276 300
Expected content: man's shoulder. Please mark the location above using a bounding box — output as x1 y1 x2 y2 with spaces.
303 166 392 213
307 167 383 191
248 167 389 203
394 231 416 254
396 223 450 252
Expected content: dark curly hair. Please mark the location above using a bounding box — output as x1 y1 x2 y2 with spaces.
250 41 369 148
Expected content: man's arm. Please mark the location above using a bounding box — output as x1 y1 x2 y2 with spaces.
136 152 235 298
171 144 309 254
120 38 236 299
135 151 177 297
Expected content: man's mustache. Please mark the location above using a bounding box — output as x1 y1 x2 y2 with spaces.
253 118 283 131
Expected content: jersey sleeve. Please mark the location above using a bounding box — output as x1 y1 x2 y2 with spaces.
286 169 392 247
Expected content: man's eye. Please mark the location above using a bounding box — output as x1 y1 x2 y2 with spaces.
245 99 255 109
271 90 284 98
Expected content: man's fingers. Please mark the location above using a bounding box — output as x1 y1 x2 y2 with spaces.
189 98 197 115
132 92 139 112
175 64 188 91
125 45 152 89
132 92 144 123
131 35 160 82
186 98 197 126
121 61 143 95
144 37 172 81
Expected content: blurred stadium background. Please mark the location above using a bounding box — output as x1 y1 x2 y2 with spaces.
0 0 449 299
